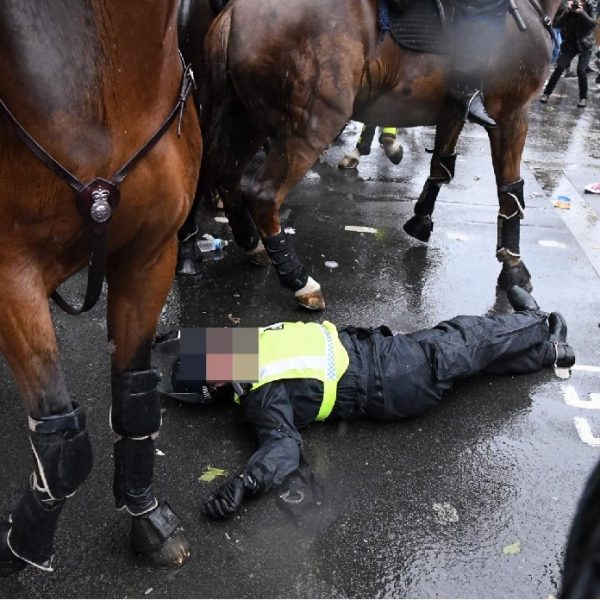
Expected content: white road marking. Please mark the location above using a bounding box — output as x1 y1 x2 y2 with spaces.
344 225 378 234
572 364 600 373
562 385 600 410
574 417 600 447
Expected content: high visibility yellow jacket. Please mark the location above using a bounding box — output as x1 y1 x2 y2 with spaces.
235 321 349 421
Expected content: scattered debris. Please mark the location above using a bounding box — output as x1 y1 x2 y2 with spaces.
199 466 227 482
432 502 460 524
227 314 241 325
502 541 522 555
538 240 567 249
155 449 165 457
345 225 378 234
324 260 338 269
214 216 229 224
284 227 296 235
584 182 600 194
552 195 571 209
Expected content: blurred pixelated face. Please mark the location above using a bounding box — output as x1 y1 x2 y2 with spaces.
178 327 259 383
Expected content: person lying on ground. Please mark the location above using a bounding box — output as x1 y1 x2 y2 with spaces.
153 286 575 520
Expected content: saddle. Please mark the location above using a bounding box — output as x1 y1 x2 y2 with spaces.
379 0 448 55
379 0 538 55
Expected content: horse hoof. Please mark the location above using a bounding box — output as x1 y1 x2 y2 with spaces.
338 153 359 170
177 236 203 276
176 257 203 276
403 216 433 243
382 141 403 165
245 244 270 267
497 262 533 292
130 502 190 569
0 522 27 578
295 290 326 311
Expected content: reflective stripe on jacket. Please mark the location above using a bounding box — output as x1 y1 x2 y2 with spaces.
235 321 350 421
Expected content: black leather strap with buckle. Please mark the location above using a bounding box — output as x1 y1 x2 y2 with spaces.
0 60 195 315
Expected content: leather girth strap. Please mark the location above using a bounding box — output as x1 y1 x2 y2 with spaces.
0 60 195 315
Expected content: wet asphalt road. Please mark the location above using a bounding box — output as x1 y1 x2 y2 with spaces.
2 75 600 598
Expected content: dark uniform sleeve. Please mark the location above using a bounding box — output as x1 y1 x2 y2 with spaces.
239 381 304 492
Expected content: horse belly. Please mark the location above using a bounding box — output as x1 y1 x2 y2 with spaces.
353 96 442 128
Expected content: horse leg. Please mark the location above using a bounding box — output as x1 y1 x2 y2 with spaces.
176 182 206 276
106 238 189 568
176 142 267 275
244 129 350 310
488 112 532 292
403 116 464 242
0 266 93 576
339 124 376 169
379 127 403 166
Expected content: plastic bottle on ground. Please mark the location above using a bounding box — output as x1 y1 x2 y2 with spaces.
197 234 229 253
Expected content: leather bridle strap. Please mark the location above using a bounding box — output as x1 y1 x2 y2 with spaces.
527 0 558 44
0 61 195 315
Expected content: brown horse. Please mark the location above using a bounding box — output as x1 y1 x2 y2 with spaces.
0 1 200 575
196 0 561 310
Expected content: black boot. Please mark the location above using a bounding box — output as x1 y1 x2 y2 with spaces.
507 285 539 312
448 87 497 129
548 312 575 368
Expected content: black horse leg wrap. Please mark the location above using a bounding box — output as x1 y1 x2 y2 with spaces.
356 126 376 156
497 179 525 258
114 437 156 515
111 370 161 516
29 404 94 501
111 370 161 438
437 153 457 183
8 486 65 570
263 231 309 292
415 178 444 217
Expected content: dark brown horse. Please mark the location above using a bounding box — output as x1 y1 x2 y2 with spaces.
195 0 561 310
0 1 201 575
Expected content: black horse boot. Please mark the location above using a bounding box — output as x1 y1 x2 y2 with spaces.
447 83 497 128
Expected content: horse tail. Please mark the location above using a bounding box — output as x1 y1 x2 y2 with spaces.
200 8 237 185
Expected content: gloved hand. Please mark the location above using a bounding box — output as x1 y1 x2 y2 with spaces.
204 473 260 520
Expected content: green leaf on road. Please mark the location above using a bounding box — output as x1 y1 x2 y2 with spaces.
502 541 521 555
199 466 227 482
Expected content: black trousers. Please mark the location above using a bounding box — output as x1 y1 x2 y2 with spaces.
544 46 592 100
357 310 553 421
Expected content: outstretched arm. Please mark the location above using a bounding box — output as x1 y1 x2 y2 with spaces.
204 381 304 519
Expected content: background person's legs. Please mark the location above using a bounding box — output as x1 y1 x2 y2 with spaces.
543 48 578 98
577 49 592 103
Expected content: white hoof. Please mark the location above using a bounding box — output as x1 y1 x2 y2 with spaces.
382 140 403 165
294 277 325 311
294 276 321 297
338 148 360 169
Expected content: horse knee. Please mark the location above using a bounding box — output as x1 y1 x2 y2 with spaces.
111 369 161 516
29 404 94 501
245 182 277 222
